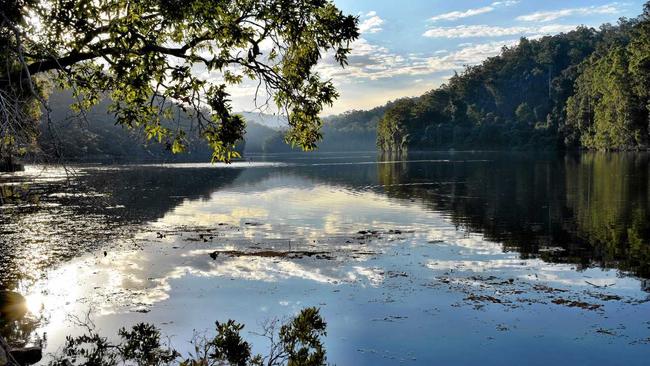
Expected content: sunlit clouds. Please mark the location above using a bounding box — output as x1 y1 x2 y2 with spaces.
429 6 495 22
318 39 519 81
422 24 578 38
516 3 622 22
220 0 641 114
429 1 519 22
358 11 384 34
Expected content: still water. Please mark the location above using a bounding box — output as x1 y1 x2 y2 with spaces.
1 152 649 365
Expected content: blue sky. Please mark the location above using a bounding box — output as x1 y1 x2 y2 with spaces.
232 1 648 115
326 0 647 113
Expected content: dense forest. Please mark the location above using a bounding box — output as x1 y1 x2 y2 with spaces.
377 4 650 152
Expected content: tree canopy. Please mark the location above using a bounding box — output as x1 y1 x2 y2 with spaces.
377 3 650 153
0 0 358 162
567 4 650 149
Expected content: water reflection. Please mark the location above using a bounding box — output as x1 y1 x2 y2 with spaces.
377 152 650 280
1 152 650 365
0 166 244 289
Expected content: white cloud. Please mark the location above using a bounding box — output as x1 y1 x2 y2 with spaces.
430 6 495 22
491 1 520 6
423 24 576 38
317 38 519 82
447 39 519 64
429 1 519 22
359 11 384 34
516 4 621 22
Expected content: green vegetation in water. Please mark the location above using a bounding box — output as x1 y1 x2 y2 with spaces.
377 3 650 153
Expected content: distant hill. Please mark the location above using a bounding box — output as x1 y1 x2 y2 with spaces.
39 90 224 163
320 106 386 151
243 106 385 154
37 90 380 162
239 112 288 130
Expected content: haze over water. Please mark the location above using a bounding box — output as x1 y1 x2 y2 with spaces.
1 152 649 365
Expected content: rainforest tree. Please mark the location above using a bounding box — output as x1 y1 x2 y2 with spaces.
0 0 358 164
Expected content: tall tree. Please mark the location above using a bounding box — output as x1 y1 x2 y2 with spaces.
629 3 650 136
0 0 358 163
567 4 650 150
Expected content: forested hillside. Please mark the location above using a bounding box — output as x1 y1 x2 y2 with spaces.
38 91 381 161
39 90 239 162
320 106 385 151
377 4 650 152
242 106 384 153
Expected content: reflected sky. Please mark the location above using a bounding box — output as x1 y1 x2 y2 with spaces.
2 152 650 365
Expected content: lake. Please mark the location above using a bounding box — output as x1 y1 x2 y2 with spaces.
1 151 649 365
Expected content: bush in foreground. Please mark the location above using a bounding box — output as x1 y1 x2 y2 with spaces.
48 307 327 366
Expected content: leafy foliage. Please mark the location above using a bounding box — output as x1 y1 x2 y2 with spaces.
567 3 650 150
0 0 358 163
278 307 327 366
377 3 650 152
37 89 246 162
48 307 328 366
207 320 252 366
119 323 179 366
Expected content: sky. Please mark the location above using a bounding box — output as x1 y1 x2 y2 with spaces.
231 0 648 115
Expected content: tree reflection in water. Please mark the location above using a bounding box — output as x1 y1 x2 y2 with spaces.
378 152 650 281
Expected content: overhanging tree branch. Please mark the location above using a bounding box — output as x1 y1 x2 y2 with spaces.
0 0 359 162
